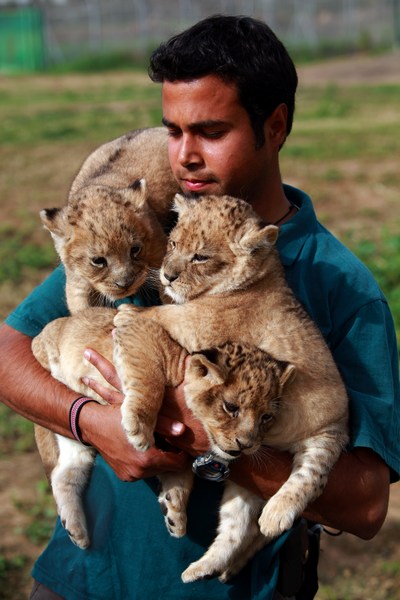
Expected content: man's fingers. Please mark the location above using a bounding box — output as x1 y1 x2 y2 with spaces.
156 414 186 437
84 348 122 390
82 377 123 405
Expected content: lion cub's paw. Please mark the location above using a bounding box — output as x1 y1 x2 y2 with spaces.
114 304 142 327
258 495 297 539
59 509 90 550
158 487 187 538
114 304 143 322
181 559 222 583
121 413 154 452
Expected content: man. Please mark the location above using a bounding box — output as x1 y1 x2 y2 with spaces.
0 15 399 600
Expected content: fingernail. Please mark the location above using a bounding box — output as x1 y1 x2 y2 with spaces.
84 349 91 360
82 377 90 385
171 422 185 435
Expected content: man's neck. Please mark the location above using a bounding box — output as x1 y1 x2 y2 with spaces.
250 181 293 225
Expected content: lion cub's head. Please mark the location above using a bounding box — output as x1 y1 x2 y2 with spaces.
161 194 279 303
41 179 166 303
184 342 295 462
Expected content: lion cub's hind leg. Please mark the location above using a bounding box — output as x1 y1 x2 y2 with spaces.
158 469 194 538
50 435 96 549
181 482 265 583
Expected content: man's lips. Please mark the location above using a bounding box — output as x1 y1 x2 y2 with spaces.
181 178 214 192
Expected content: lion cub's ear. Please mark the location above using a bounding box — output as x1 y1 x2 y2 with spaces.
278 361 296 392
126 178 147 208
40 207 68 237
239 222 279 252
188 352 226 386
172 193 194 216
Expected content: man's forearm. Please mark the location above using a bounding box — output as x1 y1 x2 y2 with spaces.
163 383 390 540
0 324 76 437
230 446 390 540
0 325 191 481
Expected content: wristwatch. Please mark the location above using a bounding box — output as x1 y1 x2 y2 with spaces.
192 452 231 482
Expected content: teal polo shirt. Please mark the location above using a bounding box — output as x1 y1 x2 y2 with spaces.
6 186 400 600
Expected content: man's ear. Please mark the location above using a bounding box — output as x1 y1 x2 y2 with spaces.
188 353 226 386
265 103 288 149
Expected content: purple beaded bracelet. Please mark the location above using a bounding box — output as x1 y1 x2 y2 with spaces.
69 396 98 446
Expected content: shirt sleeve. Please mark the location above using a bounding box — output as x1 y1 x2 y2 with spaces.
332 299 400 481
5 265 69 338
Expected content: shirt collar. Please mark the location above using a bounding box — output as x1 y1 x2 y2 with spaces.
276 185 318 266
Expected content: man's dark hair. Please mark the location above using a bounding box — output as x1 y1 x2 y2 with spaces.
149 14 298 148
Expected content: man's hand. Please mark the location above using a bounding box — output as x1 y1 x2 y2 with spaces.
79 399 191 481
80 347 195 480
162 381 211 457
82 347 193 438
83 349 214 460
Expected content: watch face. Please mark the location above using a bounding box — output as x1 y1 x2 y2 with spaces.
192 453 231 482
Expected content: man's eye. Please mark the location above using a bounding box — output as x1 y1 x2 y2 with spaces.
203 130 225 139
167 128 181 138
91 256 107 268
191 254 209 263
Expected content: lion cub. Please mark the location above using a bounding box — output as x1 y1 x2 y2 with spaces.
33 313 290 563
33 192 348 581
34 127 179 547
40 127 179 313
112 193 349 580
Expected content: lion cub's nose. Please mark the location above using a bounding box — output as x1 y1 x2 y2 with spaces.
236 438 253 452
164 271 178 283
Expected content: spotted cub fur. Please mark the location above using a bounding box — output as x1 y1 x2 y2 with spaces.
39 127 179 313
34 127 180 547
33 192 348 582
177 341 296 582
113 193 349 580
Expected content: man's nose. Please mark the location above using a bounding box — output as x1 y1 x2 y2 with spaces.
178 134 203 167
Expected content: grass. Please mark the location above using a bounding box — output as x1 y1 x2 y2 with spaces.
0 58 399 599
347 232 400 340
13 480 58 545
0 404 35 456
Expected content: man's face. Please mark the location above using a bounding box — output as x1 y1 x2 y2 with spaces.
161 75 278 206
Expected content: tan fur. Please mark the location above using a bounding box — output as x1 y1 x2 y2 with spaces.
118 193 348 449
32 308 188 549
33 192 349 579
69 127 178 226
112 193 349 580
39 127 179 313
33 127 179 547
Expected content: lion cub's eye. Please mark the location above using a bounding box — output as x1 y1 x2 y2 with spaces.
130 245 142 258
261 413 274 424
191 254 209 263
91 256 107 268
223 401 239 417
169 240 176 251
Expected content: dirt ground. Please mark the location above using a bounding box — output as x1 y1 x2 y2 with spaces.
1 53 400 598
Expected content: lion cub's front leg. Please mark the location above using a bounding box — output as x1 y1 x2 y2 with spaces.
113 307 187 451
258 430 347 539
